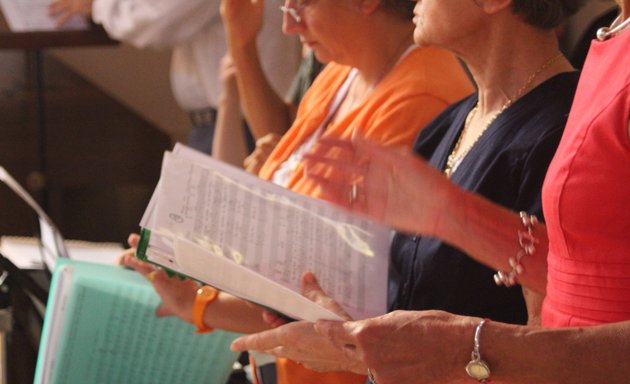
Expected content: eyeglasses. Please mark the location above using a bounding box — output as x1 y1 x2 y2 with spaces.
279 0 308 23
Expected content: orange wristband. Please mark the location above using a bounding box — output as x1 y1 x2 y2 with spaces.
192 286 219 334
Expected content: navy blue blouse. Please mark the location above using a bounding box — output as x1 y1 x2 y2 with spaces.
389 72 580 324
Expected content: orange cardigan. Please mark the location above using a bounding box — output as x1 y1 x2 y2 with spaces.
258 46 474 384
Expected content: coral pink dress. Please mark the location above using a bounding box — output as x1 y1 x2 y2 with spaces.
541 27 630 327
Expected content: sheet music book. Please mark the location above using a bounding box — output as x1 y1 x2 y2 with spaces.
0 0 88 32
0 166 121 270
34 259 241 384
137 144 392 322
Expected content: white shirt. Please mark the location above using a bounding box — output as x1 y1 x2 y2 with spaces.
92 0 301 111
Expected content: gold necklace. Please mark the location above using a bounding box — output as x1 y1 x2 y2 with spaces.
443 52 564 178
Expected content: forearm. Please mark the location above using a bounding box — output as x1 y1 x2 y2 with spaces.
483 320 630 383
228 41 293 140
212 93 248 167
203 292 270 334
433 185 549 293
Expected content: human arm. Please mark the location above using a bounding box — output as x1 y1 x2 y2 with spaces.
220 0 295 140
212 54 249 167
315 311 630 384
121 234 270 334
90 0 220 48
48 0 92 26
305 137 549 293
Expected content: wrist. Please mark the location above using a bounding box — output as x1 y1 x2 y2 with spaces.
192 286 220 333
428 178 464 238
177 284 198 324
227 33 258 53
218 91 239 106
465 319 492 382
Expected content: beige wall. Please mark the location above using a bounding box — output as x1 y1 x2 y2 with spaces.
51 43 189 143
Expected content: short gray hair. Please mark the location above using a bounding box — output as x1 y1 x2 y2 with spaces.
512 0 586 28
381 0 415 20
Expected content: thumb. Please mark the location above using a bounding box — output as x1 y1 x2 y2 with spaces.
300 271 326 301
301 272 352 320
127 233 141 248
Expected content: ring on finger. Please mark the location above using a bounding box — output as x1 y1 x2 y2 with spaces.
349 182 358 204
145 270 159 282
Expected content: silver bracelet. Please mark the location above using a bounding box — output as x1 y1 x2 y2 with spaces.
465 319 491 382
367 367 377 383
494 211 539 287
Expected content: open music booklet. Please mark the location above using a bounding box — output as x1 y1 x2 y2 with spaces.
34 260 240 384
137 144 392 321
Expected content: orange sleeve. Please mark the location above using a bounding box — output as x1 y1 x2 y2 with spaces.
361 94 452 147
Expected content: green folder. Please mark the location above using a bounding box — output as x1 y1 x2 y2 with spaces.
34 259 241 384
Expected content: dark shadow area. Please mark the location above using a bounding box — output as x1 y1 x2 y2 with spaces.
0 50 171 383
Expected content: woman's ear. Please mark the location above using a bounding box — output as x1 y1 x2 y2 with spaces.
356 0 382 15
475 0 512 15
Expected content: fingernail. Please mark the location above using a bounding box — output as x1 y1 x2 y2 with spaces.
303 272 315 284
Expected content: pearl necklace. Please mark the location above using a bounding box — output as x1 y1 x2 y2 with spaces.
443 52 564 178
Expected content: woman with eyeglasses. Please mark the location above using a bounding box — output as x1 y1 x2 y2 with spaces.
231 0 630 382
123 0 472 383
254 0 473 201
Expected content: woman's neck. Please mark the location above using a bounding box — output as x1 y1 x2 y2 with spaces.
350 17 415 86
462 29 571 116
329 24 414 126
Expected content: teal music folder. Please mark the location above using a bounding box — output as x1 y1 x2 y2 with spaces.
34 260 241 384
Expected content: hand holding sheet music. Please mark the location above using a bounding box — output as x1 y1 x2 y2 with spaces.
138 144 392 322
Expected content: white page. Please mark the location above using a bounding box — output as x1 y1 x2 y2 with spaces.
0 237 43 269
0 0 87 32
1 236 123 269
65 240 123 264
37 264 73 383
39 217 66 270
175 239 344 322
144 146 391 320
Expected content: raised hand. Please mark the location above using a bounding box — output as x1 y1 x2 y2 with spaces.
220 0 265 48
304 136 458 236
49 0 93 26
